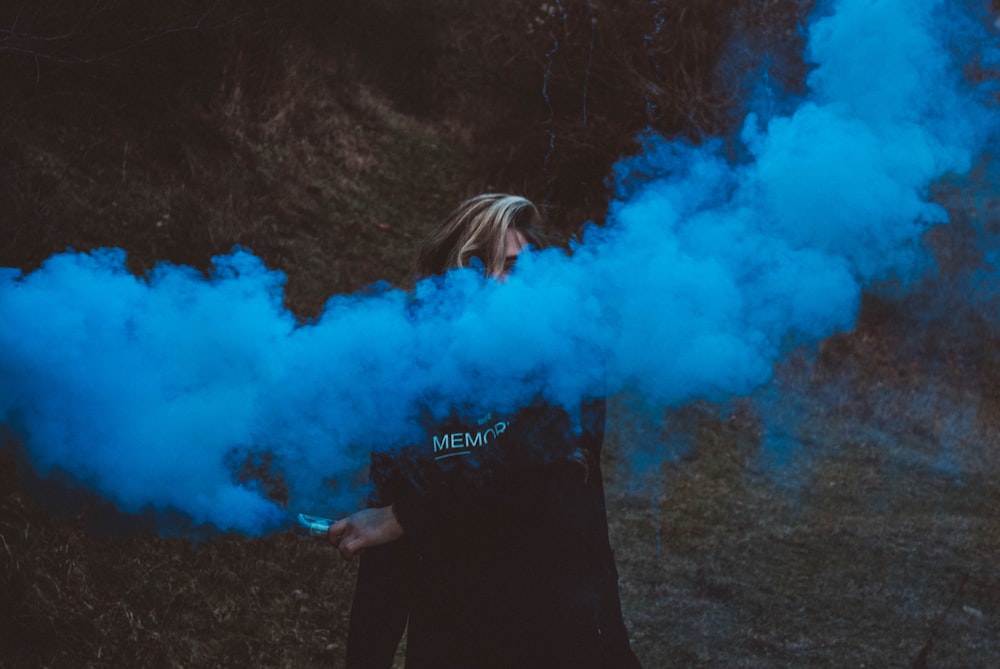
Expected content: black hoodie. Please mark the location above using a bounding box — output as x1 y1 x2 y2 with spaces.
345 399 642 669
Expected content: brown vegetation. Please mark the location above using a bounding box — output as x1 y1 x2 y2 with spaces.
2 0 999 667
0 0 810 312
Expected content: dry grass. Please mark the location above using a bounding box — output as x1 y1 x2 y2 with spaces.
1 0 810 306
0 1 473 316
2 1 998 667
0 465 359 668
602 309 1000 667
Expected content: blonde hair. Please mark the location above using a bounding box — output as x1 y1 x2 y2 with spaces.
415 193 548 278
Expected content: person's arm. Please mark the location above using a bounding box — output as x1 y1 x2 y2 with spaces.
327 460 530 561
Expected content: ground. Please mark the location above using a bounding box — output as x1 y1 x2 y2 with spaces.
2 1 999 667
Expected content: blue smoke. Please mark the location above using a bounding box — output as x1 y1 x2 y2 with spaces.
1 0 996 534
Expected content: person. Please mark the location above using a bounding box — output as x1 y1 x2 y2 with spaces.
330 193 642 669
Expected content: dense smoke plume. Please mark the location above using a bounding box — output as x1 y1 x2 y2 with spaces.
1 0 996 533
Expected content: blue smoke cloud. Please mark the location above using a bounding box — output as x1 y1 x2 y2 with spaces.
1 0 996 534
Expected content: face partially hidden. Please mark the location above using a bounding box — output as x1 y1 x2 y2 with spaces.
491 228 529 281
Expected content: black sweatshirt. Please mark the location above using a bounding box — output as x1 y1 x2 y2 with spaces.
345 399 642 669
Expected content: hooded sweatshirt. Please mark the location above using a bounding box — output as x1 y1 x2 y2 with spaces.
345 399 642 669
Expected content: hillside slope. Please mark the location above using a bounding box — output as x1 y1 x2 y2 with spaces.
2 1 999 667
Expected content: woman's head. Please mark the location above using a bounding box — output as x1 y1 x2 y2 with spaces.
415 194 547 280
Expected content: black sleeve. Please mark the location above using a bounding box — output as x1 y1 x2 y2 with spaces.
345 542 414 669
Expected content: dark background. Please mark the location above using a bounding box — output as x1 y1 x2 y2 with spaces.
2 1 1000 666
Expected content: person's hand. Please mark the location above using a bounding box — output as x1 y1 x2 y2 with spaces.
328 505 404 560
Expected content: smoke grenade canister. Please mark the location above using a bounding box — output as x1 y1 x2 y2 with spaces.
297 513 333 537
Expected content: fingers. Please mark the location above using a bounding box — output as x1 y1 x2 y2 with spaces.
327 518 347 546
339 536 363 561
328 506 401 560
328 518 364 561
